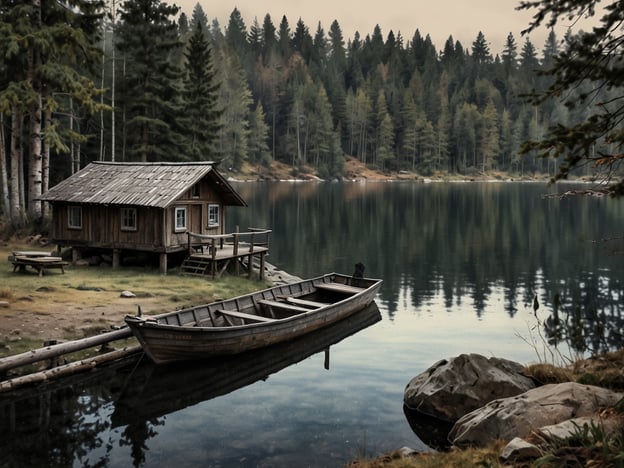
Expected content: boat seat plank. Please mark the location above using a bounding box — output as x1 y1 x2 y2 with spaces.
196 317 214 327
284 297 329 308
315 282 365 294
215 309 275 323
257 299 311 313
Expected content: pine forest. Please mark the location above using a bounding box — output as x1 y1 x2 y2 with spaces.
0 0 618 225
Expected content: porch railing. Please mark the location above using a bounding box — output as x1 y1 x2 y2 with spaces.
186 228 272 259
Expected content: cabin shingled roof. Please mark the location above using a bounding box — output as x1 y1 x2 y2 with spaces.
39 162 247 208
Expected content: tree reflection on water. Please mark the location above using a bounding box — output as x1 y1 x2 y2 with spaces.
0 357 164 468
540 277 624 359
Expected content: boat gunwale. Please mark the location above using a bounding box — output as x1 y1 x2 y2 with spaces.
126 273 382 332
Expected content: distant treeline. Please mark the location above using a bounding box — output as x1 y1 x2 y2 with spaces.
0 1 613 224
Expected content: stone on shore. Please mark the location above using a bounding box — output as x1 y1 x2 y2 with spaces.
449 382 623 447
403 353 535 422
500 415 623 462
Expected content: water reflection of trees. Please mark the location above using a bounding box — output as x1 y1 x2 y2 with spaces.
0 361 161 467
540 272 624 356
230 181 624 352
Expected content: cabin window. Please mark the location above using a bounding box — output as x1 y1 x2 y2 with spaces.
67 206 82 229
191 183 200 198
175 206 187 231
121 208 137 231
208 204 220 227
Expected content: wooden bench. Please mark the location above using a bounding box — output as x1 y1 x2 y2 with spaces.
315 282 364 294
10 255 69 276
257 299 311 314
215 309 276 323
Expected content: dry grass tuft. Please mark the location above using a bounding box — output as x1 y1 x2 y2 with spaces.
0 287 15 300
348 441 508 468
523 363 574 385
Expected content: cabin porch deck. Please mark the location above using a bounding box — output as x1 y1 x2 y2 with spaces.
181 229 271 279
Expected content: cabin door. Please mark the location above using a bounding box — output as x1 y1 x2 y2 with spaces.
191 205 202 234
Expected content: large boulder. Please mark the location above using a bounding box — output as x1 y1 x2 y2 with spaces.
450 382 623 447
404 353 535 422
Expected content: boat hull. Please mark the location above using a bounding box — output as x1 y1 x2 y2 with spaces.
125 273 382 363
114 302 382 426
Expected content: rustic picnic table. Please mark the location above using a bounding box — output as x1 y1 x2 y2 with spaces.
8 251 69 276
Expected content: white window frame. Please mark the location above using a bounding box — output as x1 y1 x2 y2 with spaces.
68 206 82 229
175 206 187 232
121 207 137 231
208 204 220 228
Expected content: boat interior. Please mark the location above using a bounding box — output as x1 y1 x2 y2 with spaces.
156 277 371 328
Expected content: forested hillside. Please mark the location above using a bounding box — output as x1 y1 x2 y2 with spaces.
0 0 616 225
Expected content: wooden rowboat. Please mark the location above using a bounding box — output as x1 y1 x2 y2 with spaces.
114 302 381 426
124 272 382 363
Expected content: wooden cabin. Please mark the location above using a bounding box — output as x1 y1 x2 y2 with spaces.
39 161 248 273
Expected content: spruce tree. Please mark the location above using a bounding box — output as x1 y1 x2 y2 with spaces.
225 8 247 57
180 22 223 160
519 38 540 89
501 33 518 76
325 20 347 146
190 3 208 32
248 17 263 60
217 52 252 171
277 16 292 59
261 14 277 64
248 102 271 165
471 31 493 67
116 0 183 162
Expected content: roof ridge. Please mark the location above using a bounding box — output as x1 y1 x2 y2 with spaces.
91 161 217 166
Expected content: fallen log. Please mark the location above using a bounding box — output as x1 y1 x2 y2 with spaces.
0 327 133 373
0 345 142 392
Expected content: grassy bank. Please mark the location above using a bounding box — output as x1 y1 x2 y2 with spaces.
0 240 269 356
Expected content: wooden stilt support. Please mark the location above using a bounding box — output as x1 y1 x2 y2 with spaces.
259 252 266 280
159 253 168 274
112 249 121 269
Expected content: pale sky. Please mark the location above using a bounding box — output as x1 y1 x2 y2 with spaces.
175 0 597 55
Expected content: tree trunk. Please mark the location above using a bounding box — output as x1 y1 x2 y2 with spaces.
10 108 24 225
28 94 43 221
111 0 116 162
41 108 51 218
0 112 9 216
100 20 106 161
27 0 43 222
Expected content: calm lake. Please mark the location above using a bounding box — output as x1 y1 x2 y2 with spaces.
2 181 624 467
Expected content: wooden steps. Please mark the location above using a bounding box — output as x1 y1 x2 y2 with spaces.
180 256 211 276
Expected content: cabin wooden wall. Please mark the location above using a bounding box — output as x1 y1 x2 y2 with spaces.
49 178 227 253
50 204 165 251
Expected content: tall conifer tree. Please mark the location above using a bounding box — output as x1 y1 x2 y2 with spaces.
181 22 223 160
116 0 183 162
0 0 104 222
